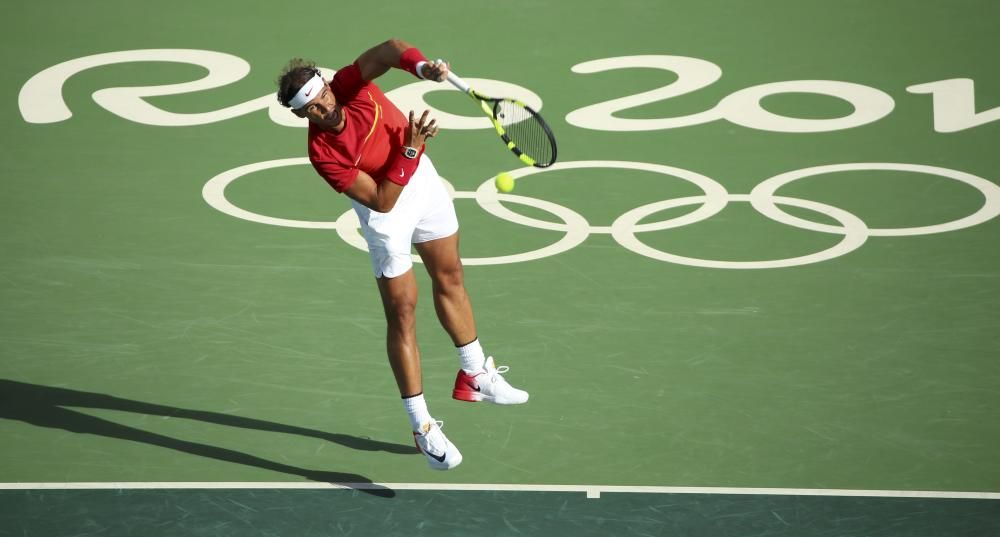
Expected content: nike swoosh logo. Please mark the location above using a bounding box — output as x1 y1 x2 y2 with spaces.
415 431 449 463
305 88 315 97
399 169 404 177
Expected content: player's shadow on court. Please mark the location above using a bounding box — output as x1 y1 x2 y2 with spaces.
0 379 409 497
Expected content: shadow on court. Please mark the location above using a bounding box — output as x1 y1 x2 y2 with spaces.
0 379 407 497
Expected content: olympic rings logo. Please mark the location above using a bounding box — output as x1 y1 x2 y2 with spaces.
203 160 1000 269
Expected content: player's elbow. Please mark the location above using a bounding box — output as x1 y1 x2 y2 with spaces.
374 196 398 213
372 180 405 212
359 197 395 213
384 38 412 54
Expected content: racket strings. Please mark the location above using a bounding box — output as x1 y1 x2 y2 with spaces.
495 100 555 166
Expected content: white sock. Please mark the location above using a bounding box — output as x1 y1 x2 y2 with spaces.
457 338 486 373
402 393 433 432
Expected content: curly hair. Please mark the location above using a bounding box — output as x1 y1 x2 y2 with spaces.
276 58 320 108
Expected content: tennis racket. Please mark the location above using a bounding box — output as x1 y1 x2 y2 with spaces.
446 71 558 168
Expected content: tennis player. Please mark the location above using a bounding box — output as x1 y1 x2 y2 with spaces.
276 39 528 470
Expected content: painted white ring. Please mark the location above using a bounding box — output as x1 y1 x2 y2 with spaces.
474 160 729 234
752 163 1000 237
202 158 341 229
611 194 869 269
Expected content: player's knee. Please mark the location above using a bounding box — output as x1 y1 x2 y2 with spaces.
385 298 417 327
433 262 465 290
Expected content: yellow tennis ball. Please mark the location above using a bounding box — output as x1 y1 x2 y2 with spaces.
495 172 515 193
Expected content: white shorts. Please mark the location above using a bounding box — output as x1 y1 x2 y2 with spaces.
351 155 459 279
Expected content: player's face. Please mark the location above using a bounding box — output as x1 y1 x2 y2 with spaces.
297 85 344 130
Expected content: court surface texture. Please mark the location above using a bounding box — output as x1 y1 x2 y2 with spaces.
2 1 998 535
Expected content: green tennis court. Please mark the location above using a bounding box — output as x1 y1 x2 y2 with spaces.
2 1 999 535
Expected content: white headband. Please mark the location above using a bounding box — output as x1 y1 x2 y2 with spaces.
288 74 326 109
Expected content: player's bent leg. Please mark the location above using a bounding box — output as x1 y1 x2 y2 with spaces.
413 232 476 345
414 234 529 406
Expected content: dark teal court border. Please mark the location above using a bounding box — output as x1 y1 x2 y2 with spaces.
1 489 998 537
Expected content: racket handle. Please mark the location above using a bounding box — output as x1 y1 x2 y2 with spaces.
446 71 473 95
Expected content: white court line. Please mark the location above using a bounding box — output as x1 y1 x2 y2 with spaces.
2 482 998 500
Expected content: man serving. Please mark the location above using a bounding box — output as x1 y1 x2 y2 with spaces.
276 39 529 470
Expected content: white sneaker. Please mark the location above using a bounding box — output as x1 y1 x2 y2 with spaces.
413 420 462 470
452 356 530 405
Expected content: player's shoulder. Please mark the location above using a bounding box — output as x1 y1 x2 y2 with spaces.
331 62 374 98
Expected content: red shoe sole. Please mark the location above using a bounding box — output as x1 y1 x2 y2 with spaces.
452 388 483 402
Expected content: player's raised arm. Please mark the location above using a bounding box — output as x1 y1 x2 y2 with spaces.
355 39 449 82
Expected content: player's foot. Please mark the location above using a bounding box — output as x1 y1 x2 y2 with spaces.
413 420 462 470
452 356 529 405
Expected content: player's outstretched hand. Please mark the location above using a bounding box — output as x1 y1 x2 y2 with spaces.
406 109 439 148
